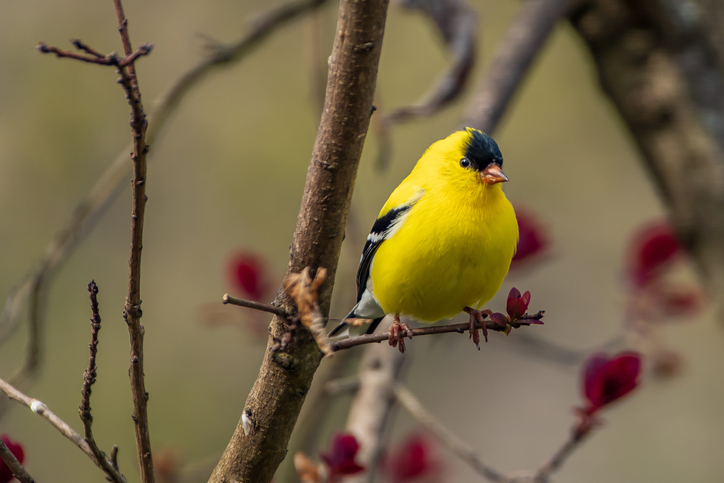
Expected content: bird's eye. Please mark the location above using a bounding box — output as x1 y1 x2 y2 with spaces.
460 158 471 168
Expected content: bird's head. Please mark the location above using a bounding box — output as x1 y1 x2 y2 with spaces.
424 128 508 192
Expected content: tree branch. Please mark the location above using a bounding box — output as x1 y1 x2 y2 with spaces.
569 0 724 311
393 384 508 482
222 292 543 353
0 377 125 482
207 0 390 481
329 314 544 352
36 41 152 67
79 281 126 483
386 0 477 122
0 438 34 483
104 2 156 482
463 0 576 132
394 384 600 483
345 318 406 483
532 423 593 482
222 293 290 319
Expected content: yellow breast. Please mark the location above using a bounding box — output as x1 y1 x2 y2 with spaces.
371 183 518 322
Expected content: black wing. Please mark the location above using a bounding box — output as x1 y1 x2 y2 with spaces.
328 199 419 337
355 204 412 302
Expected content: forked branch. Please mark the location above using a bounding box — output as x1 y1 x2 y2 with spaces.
79 281 126 483
0 377 125 482
38 1 155 480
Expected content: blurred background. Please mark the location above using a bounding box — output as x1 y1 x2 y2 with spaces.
0 0 721 482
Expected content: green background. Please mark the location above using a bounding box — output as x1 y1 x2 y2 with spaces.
1 0 721 482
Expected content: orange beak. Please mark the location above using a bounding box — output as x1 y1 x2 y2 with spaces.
481 164 509 185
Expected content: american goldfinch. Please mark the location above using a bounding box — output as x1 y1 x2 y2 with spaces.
330 128 518 351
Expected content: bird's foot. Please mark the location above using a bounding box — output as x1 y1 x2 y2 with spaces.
464 307 492 350
388 316 413 354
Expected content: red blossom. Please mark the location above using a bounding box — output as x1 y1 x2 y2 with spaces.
227 251 270 301
510 208 548 269
320 433 365 482
0 435 25 483
581 352 641 415
506 287 530 320
489 312 507 327
381 433 441 483
628 222 681 287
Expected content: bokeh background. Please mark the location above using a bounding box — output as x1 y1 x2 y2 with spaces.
1 0 721 482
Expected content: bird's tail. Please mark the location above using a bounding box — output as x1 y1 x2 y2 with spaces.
328 308 384 336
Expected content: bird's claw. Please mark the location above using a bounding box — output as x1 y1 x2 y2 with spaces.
464 307 492 350
389 318 413 353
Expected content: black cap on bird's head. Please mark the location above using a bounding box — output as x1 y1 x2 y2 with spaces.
462 128 508 185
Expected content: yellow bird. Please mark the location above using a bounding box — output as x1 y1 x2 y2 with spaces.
329 128 518 351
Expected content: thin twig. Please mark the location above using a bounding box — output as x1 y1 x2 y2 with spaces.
222 294 291 319
79 281 101 435
36 42 152 67
330 314 544 352
79 281 126 483
386 0 477 123
393 384 508 482
0 377 125 482
511 331 624 367
152 0 328 127
532 423 593 482
0 438 34 483
0 266 45 417
72 39 106 58
119 44 153 67
110 1 155 481
111 445 120 472
463 0 577 132
36 42 118 65
395 383 598 483
16 277 43 384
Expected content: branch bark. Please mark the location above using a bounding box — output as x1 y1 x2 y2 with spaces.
0 438 34 483
569 0 724 309
345 319 406 483
111 1 154 481
207 0 390 481
80 281 126 483
0 377 125 482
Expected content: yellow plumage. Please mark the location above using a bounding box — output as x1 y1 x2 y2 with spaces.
373 130 518 321
330 128 518 342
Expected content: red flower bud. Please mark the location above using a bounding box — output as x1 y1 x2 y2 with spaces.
489 312 508 327
0 435 25 483
506 288 530 320
320 433 365 482
382 433 441 483
510 208 548 269
227 251 270 301
582 352 641 415
629 222 681 287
